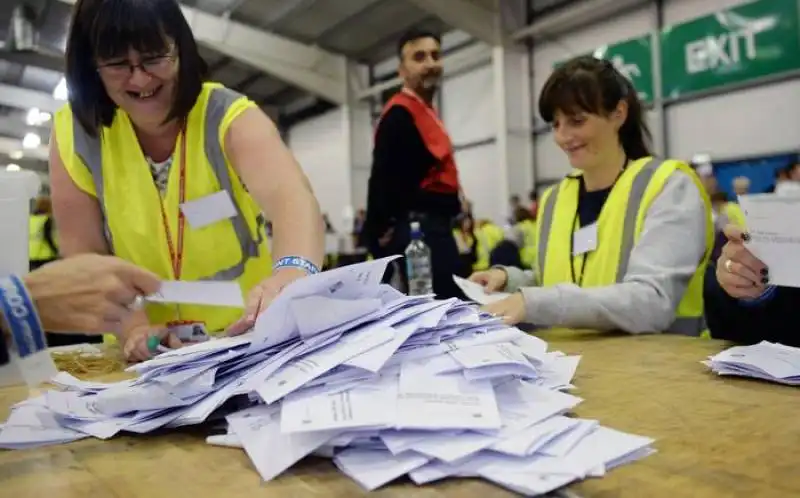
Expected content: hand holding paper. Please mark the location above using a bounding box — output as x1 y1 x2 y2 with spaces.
453 276 510 305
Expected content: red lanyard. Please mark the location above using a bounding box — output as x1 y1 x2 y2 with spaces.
401 87 447 132
158 130 188 280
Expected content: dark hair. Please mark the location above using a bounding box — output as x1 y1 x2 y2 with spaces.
65 0 208 137
538 55 652 160
397 28 441 59
710 192 728 203
513 206 533 223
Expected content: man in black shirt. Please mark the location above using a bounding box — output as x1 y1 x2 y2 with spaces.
364 28 466 299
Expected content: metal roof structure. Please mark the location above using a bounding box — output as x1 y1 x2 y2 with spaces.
0 0 585 181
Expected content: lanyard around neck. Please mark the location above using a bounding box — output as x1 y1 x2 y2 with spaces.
157 129 188 280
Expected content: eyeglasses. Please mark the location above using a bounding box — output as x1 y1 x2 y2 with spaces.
97 53 177 80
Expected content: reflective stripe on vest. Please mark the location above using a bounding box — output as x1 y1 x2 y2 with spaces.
536 159 702 336
73 87 264 282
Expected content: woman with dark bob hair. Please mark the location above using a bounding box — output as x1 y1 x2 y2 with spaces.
470 55 713 336
49 0 325 361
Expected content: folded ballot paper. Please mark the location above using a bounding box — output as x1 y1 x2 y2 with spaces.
0 256 655 495
705 341 800 386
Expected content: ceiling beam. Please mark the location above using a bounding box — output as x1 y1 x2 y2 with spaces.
512 0 648 41
235 72 263 93
405 0 498 45
56 0 352 104
0 136 48 162
0 83 62 114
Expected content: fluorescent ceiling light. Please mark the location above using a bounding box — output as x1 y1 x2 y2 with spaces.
53 77 68 100
22 132 41 149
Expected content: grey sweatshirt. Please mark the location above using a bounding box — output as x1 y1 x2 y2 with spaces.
501 170 708 334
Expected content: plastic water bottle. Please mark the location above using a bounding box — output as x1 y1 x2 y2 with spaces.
404 221 433 296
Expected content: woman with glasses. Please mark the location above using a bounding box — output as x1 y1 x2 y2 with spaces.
49 0 324 361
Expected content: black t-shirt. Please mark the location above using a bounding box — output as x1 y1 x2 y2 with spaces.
577 179 613 227
363 106 460 244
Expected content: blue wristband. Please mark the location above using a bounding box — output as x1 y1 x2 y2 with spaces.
274 256 320 275
0 276 46 358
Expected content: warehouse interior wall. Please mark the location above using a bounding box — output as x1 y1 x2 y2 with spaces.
286 0 800 227
287 108 353 234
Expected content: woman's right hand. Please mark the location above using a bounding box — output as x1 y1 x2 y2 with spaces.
469 268 508 293
122 325 183 363
716 224 770 299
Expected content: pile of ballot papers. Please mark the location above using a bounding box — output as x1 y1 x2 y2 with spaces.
0 257 655 495
705 341 800 386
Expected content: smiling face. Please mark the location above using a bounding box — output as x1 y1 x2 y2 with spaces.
398 36 443 99
552 102 626 172
96 44 179 127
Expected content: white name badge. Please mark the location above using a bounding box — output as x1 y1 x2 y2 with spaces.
180 190 237 229
572 222 598 256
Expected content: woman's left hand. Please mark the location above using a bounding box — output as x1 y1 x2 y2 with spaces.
481 292 526 326
227 268 309 336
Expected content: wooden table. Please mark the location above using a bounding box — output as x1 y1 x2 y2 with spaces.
0 331 797 498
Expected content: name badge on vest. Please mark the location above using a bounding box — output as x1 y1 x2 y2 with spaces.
572 223 598 256
180 190 237 229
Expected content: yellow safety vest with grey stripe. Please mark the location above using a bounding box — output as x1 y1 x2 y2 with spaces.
534 157 713 336
53 82 272 335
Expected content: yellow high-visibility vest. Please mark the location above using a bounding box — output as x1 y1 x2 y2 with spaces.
534 157 713 336
54 82 272 336
473 222 504 271
29 214 58 262
516 218 537 269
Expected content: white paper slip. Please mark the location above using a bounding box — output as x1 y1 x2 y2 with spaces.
147 281 244 307
226 405 339 481
453 276 510 305
738 194 800 287
180 190 237 229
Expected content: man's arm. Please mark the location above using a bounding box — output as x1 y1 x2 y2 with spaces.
518 171 708 333
364 106 437 242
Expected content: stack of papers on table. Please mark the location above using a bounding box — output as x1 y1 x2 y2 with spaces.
0 257 655 495
705 341 800 386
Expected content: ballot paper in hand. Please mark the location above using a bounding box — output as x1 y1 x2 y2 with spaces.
453 276 510 305
738 194 800 287
705 341 800 386
0 257 655 496
147 281 244 307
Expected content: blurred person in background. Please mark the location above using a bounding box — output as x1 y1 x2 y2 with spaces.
514 206 537 269
489 224 524 269
29 196 59 272
469 56 712 336
774 162 800 196
472 219 505 272
363 28 467 299
732 176 750 197
507 194 524 225
49 0 324 361
705 224 798 347
452 213 477 277
528 190 538 219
